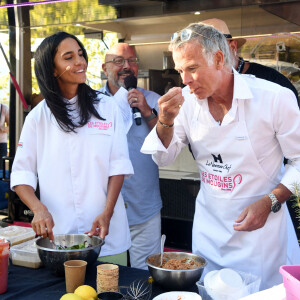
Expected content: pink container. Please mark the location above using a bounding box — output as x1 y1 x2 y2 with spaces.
279 265 300 300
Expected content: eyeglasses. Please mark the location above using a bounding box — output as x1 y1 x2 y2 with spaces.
105 57 139 66
171 28 212 42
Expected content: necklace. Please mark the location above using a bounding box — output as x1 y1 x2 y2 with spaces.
236 57 245 73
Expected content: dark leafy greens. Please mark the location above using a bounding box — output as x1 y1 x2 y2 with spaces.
57 241 92 250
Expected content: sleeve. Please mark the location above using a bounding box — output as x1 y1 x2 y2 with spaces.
109 103 134 178
112 87 132 133
10 113 38 191
273 87 300 192
141 101 190 167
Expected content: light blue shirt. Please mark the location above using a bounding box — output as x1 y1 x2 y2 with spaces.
99 83 162 225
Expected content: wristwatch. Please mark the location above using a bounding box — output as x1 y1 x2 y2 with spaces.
145 108 157 122
268 193 282 213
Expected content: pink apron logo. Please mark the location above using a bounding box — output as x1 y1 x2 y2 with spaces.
88 121 112 130
201 171 243 192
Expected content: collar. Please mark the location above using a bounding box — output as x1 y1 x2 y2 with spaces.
236 57 245 73
232 68 253 101
182 69 253 105
103 82 113 97
63 95 78 104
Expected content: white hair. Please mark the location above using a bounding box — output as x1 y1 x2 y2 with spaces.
169 22 232 68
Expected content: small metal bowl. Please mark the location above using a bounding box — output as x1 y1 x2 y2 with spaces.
146 252 207 291
35 234 104 276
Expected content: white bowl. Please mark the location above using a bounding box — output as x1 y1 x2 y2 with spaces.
204 268 245 300
153 291 202 300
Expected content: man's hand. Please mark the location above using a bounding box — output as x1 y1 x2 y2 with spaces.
128 89 151 117
158 87 184 125
233 196 271 231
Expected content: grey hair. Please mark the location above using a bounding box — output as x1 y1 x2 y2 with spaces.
169 22 232 68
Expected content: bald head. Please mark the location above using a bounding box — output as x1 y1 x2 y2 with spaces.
102 43 139 95
105 43 136 62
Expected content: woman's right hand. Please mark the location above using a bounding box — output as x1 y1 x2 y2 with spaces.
31 206 55 241
14 185 55 241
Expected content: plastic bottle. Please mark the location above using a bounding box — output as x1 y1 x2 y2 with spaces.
0 238 9 294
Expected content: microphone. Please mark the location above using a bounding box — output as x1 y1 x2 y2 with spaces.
56 66 71 79
124 74 141 126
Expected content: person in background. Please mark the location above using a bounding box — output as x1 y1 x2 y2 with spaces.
10 32 133 264
100 43 162 270
0 103 9 171
141 22 300 290
201 18 299 104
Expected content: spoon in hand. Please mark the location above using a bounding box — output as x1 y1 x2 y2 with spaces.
160 234 166 267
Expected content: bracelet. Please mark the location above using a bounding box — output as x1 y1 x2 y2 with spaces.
158 119 174 128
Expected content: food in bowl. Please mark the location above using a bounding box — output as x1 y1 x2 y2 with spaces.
56 240 92 250
35 234 104 276
146 252 207 290
148 254 203 270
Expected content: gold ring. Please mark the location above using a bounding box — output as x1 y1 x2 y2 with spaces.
178 104 182 108
133 97 138 102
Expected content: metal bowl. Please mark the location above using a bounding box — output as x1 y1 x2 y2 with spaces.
35 234 104 276
146 252 207 291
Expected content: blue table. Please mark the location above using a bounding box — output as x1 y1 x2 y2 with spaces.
3 261 198 299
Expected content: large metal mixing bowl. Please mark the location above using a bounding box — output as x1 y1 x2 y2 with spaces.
36 234 104 276
146 252 207 291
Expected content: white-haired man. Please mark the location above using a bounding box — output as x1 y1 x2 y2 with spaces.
141 22 300 290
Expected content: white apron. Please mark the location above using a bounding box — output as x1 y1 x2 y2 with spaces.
189 99 293 290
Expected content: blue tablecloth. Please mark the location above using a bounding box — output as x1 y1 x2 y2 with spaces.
3 261 198 299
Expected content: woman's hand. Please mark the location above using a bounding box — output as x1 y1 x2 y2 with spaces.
14 184 55 241
87 175 124 240
31 207 55 241
87 211 111 239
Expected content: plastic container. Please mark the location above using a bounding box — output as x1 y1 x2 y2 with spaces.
196 269 261 300
0 225 35 246
0 238 9 294
9 238 42 269
279 265 300 300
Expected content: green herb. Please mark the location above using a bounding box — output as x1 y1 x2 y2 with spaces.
57 241 91 250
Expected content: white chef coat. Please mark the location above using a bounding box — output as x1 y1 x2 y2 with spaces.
141 70 300 290
11 94 134 256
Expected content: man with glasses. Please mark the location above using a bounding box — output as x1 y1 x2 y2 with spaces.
99 43 162 269
141 23 300 290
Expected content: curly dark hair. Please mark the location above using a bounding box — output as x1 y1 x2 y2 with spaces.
34 31 105 132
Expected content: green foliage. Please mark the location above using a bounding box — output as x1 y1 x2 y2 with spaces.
290 183 300 227
31 32 118 93
0 8 8 27
29 0 117 38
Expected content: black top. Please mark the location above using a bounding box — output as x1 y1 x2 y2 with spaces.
245 62 299 106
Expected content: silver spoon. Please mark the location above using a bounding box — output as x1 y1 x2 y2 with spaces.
160 234 166 267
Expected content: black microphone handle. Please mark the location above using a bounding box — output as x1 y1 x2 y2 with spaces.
132 107 142 126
